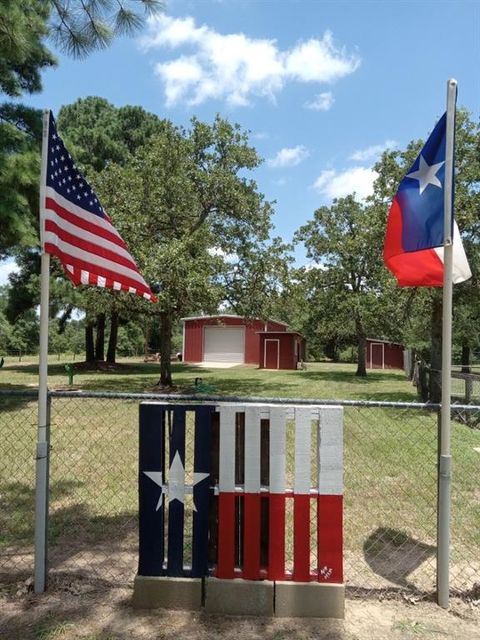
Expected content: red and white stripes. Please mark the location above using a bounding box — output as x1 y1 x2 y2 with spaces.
44 190 155 300
216 404 343 583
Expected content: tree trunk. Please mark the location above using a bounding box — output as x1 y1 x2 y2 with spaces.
85 321 95 362
144 321 150 359
158 312 173 387
355 315 367 377
106 311 119 364
461 345 471 374
95 313 105 361
429 293 442 403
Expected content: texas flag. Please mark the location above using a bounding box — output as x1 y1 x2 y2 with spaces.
384 113 471 287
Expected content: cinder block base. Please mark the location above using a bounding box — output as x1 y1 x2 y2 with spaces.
133 576 203 610
275 581 345 618
205 578 274 616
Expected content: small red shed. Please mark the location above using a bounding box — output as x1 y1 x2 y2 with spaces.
258 331 306 370
366 338 404 370
182 315 288 365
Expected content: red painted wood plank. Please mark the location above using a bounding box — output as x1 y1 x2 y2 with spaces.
317 494 343 583
268 493 286 580
217 492 235 578
243 493 261 579
293 494 311 582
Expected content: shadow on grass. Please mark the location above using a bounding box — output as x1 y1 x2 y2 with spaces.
0 479 84 547
363 527 436 590
304 369 408 384
2 361 204 376
1 476 137 590
348 390 419 402
0 387 38 412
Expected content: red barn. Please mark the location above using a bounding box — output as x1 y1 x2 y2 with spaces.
182 315 288 365
366 338 404 370
258 331 306 370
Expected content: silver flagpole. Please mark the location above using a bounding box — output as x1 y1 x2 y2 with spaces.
437 78 457 609
34 110 51 594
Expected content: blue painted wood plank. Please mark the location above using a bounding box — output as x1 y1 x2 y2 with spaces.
167 407 186 576
138 403 165 576
192 406 214 577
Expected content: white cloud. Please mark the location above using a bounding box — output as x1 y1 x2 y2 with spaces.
0 259 20 286
268 145 309 168
313 166 377 201
349 139 397 162
304 91 334 111
284 34 359 82
141 16 360 107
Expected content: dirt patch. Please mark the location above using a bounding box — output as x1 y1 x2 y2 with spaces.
1 577 479 640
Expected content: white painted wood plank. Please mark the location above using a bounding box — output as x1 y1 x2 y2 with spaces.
318 407 343 495
219 405 237 492
294 407 312 494
269 406 287 494
244 406 261 492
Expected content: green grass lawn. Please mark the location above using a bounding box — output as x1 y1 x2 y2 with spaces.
0 355 418 401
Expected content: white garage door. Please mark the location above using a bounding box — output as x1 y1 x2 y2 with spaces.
203 327 245 363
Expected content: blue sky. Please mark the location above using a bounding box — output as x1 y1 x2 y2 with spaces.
2 0 479 284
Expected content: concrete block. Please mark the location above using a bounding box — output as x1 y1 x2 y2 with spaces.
132 576 202 610
205 578 274 616
274 581 345 618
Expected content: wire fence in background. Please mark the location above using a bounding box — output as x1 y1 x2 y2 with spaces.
0 390 479 599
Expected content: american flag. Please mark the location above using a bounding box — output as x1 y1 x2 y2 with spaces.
41 111 157 303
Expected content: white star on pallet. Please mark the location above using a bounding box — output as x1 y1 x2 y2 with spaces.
144 451 209 511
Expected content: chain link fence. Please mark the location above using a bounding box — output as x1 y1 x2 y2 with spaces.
1 390 479 599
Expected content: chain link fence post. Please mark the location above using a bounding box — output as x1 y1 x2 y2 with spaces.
34 393 51 593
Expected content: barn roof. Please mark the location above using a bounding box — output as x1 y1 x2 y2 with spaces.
366 337 404 346
257 330 304 337
181 314 289 326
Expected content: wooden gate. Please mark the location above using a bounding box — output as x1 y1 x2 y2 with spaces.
138 402 343 586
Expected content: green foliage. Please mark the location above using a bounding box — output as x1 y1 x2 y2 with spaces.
8 309 39 353
0 104 43 257
0 0 56 97
295 195 390 374
116 322 144 357
48 0 164 58
57 96 168 173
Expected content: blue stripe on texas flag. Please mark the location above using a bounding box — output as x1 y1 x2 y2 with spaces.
138 404 165 576
138 404 214 578
167 407 186 576
192 406 214 577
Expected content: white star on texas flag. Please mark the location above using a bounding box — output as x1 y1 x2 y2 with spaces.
144 451 209 511
406 154 445 195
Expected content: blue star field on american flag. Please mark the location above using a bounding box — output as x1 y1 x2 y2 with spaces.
46 118 105 219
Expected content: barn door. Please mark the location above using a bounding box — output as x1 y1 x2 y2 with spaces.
370 342 384 369
264 339 279 369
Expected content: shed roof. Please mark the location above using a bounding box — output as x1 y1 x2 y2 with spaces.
366 337 404 347
182 314 289 326
257 330 305 338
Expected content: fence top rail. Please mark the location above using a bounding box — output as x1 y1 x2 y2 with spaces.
0 388 438 409
54 390 439 409
452 371 480 380
2 387 480 411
